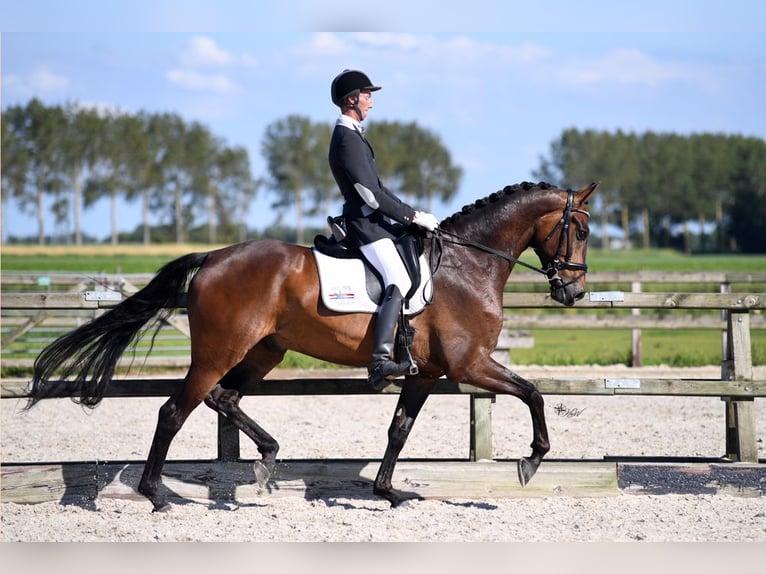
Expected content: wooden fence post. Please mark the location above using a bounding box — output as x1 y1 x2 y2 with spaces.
217 415 241 462
720 281 731 378
470 395 494 461
631 281 642 367
723 310 757 462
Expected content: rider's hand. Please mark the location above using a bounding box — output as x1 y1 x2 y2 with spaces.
413 211 439 231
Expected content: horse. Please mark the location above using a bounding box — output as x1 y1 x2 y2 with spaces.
26 180 598 511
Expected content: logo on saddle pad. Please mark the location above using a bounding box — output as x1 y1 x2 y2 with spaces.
312 249 433 315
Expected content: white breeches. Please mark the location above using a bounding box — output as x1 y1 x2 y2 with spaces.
360 238 412 295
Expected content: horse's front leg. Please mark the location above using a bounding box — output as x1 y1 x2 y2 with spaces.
509 369 550 486
454 359 550 487
374 378 437 507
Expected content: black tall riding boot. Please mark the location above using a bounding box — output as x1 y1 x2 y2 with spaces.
368 285 412 390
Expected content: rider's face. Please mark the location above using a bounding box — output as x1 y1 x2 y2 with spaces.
356 90 373 121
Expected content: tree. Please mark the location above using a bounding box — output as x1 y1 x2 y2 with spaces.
3 101 261 245
212 145 259 243
143 113 193 243
368 120 462 211
58 103 104 245
535 128 766 252
262 115 328 244
725 137 766 253
182 122 217 243
1 99 67 244
1 109 24 240
83 111 154 244
190 139 258 244
689 133 730 251
306 122 336 224
392 121 461 211
534 128 616 246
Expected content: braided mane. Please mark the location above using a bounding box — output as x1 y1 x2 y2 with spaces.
442 181 556 226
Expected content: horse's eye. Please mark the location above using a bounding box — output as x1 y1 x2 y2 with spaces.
576 229 589 241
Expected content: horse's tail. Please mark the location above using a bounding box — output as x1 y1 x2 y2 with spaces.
25 251 209 410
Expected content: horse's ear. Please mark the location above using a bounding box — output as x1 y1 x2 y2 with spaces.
576 181 599 206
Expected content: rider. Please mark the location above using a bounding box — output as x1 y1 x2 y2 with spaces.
328 69 439 390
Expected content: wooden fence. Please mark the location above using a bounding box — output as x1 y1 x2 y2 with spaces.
1 287 764 464
3 270 765 369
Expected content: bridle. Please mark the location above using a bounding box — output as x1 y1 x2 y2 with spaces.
534 188 590 290
432 188 590 292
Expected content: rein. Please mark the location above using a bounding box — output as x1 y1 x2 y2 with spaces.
430 188 589 289
435 227 548 275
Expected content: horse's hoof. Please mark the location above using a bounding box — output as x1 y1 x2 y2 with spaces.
253 460 272 487
517 457 538 487
375 486 422 508
393 496 424 509
151 501 172 513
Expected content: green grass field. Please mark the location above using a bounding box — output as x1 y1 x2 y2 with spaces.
507 328 765 367
3 244 766 274
2 244 764 369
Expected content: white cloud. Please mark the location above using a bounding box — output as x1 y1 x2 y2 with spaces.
3 65 70 97
166 68 239 94
179 34 257 69
167 35 256 95
352 32 425 50
295 32 725 112
557 49 713 90
305 32 433 56
304 32 551 70
308 32 348 54
31 66 70 91
180 35 233 68
302 33 721 94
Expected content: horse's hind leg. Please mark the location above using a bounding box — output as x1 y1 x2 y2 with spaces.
203 344 286 485
138 366 221 512
204 385 279 486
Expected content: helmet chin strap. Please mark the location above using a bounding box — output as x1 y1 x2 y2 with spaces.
345 93 363 122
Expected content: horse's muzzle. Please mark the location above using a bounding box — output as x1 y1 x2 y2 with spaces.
549 277 586 307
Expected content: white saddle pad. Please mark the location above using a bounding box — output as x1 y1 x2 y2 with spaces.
312 248 433 315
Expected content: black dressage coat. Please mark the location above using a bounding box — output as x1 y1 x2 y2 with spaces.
328 120 416 245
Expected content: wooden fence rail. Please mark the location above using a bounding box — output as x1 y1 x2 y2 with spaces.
4 271 764 367
4 270 766 286
4 291 756 310
1 289 763 464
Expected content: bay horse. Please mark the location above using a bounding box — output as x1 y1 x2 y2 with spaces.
27 180 598 511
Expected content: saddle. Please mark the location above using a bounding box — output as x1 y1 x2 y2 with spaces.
312 218 433 370
312 219 432 315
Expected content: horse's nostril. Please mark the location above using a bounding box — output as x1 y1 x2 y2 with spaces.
574 291 585 301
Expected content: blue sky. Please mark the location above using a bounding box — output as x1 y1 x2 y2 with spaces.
2 2 765 241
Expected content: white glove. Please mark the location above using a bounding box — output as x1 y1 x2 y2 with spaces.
413 211 439 231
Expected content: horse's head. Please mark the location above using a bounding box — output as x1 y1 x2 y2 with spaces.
532 182 598 306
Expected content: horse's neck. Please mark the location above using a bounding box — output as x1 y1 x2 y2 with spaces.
437 192 558 291
449 203 540 261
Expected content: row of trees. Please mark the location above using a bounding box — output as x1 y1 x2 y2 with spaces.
1 99 463 246
534 129 766 253
2 99 256 245
3 100 765 252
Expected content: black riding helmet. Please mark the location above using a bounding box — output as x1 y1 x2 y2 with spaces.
331 69 381 108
